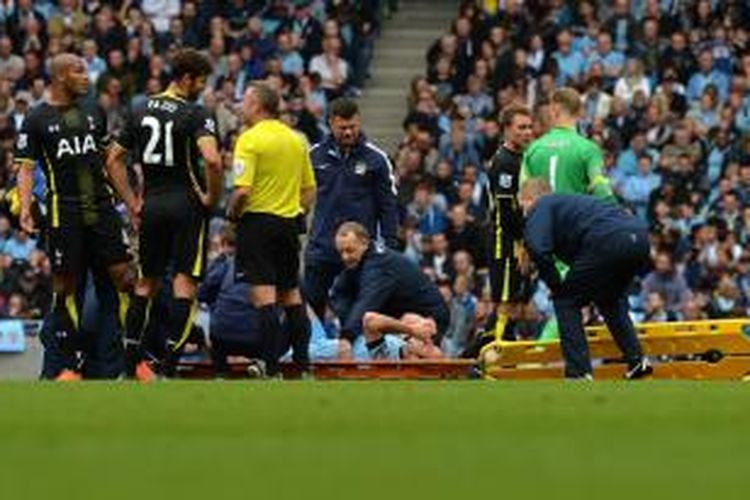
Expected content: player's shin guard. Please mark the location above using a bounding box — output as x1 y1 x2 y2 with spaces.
124 295 152 375
257 304 282 376
284 304 310 369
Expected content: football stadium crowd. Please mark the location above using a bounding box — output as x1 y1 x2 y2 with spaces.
0 0 749 361
393 0 750 354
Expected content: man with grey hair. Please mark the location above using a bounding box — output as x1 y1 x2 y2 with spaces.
330 221 448 360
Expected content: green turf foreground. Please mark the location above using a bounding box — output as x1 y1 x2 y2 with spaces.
0 381 748 500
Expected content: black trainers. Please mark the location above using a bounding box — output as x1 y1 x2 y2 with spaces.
625 358 653 380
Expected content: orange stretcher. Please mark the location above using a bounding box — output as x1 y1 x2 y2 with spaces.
483 319 750 380
177 358 477 380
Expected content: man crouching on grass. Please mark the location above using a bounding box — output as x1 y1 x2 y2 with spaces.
330 222 447 360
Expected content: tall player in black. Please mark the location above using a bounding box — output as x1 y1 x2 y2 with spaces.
107 49 223 379
14 54 133 381
486 104 535 343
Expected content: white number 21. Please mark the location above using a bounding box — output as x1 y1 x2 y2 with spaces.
141 116 174 166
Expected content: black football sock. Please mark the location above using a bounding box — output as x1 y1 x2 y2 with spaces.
124 295 151 374
168 298 195 351
163 298 195 374
284 304 310 369
257 304 282 376
53 292 83 372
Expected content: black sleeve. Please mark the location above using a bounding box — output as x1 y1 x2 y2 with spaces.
94 105 113 150
13 114 40 164
374 156 400 249
329 270 356 322
114 106 137 151
340 263 398 340
190 106 218 143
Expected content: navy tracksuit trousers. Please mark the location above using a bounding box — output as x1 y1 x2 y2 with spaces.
554 228 651 378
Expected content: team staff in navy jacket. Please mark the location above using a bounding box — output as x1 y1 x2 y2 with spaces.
519 179 653 380
329 222 449 358
305 98 399 319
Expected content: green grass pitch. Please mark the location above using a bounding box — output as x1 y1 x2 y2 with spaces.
1 381 748 500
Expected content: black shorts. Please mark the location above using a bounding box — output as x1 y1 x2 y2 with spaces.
48 206 131 275
489 255 527 303
139 193 207 279
236 212 300 290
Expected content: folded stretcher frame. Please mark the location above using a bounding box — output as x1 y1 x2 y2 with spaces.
484 319 750 380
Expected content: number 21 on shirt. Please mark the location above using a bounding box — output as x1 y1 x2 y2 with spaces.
142 116 174 166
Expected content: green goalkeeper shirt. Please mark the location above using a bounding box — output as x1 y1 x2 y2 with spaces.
520 126 614 200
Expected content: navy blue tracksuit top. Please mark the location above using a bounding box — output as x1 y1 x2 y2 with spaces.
330 245 450 341
306 135 399 263
524 194 649 291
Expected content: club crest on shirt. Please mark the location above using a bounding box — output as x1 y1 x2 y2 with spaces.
16 133 27 150
354 161 367 175
499 173 513 189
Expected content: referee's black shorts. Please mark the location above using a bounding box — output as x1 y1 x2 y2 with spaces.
139 192 208 279
236 212 300 290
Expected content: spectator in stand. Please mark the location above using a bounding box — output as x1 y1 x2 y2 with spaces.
3 229 35 261
441 274 476 357
0 35 24 82
621 154 662 220
643 292 678 322
309 35 349 100
687 49 730 104
446 203 483 265
407 181 449 236
640 251 692 315
614 58 651 104
585 32 625 90
552 29 585 86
